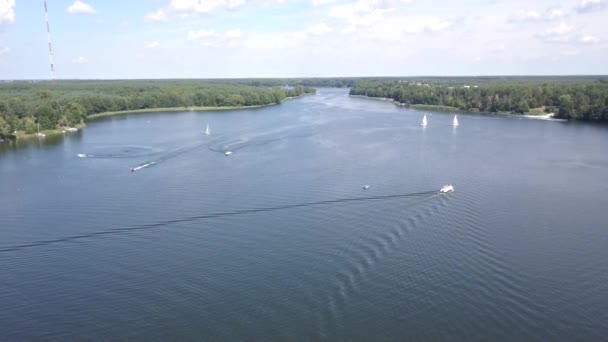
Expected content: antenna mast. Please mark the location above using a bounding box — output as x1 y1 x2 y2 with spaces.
44 0 55 80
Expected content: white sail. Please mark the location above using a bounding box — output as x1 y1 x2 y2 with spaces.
205 123 211 135
421 114 428 126
453 115 459 127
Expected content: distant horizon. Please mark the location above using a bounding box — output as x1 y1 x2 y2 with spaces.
2 74 608 82
1 0 607 79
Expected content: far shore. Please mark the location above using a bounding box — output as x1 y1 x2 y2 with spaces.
87 94 310 120
87 104 269 120
352 94 570 121
11 94 312 140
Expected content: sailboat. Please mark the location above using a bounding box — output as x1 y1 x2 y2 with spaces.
37 123 46 137
453 115 459 127
421 114 428 127
205 123 211 135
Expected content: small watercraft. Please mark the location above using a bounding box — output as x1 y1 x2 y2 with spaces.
363 185 370 190
66 127 78 132
205 123 211 135
77 153 87 158
440 184 454 193
453 115 459 127
224 151 232 156
130 161 156 172
421 114 428 127
36 123 45 137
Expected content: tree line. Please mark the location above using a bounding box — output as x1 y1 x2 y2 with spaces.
349 80 608 121
0 81 315 137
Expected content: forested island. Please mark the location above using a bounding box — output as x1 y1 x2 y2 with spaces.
350 78 608 121
0 80 315 138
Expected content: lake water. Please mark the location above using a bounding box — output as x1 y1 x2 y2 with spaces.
1 88 607 340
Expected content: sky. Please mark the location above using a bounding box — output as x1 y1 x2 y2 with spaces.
0 0 606 79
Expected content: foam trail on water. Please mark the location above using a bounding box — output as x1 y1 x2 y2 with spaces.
129 141 206 172
0 190 440 253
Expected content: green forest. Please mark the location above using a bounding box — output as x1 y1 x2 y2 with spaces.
0 80 315 138
2 76 608 139
350 79 608 121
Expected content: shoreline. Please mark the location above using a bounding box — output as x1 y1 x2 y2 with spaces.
87 104 269 120
349 94 406 106
87 93 313 120
11 93 313 140
353 94 569 121
13 123 87 140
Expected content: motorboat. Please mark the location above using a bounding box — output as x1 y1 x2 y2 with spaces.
363 185 370 190
130 161 156 172
66 127 78 132
224 151 233 156
77 153 87 158
440 184 454 193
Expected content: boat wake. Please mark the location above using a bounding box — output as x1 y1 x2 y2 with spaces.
129 141 206 172
207 127 314 155
0 190 439 253
76 146 161 159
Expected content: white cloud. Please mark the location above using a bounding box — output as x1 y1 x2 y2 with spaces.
145 9 167 22
537 22 574 42
511 7 567 22
145 41 161 48
0 0 15 26
188 29 215 40
372 15 452 40
580 35 600 43
169 0 246 14
224 29 242 38
72 56 88 64
67 1 96 15
312 0 338 6
514 10 541 21
309 23 331 35
329 0 414 32
0 46 9 56
547 9 567 20
576 0 606 13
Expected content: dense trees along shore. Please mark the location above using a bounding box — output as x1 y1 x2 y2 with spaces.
1 76 607 139
0 80 315 138
349 79 608 121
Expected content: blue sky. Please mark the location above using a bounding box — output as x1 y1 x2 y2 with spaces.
0 0 606 79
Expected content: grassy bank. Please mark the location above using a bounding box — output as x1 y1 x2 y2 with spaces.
86 94 315 120
87 105 269 120
411 104 460 112
350 94 400 103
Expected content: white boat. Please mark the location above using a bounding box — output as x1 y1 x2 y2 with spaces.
224 151 232 156
205 123 211 135
130 161 156 172
440 184 454 193
77 153 87 158
66 127 78 132
453 115 459 127
363 185 370 190
421 114 428 127
36 123 46 138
